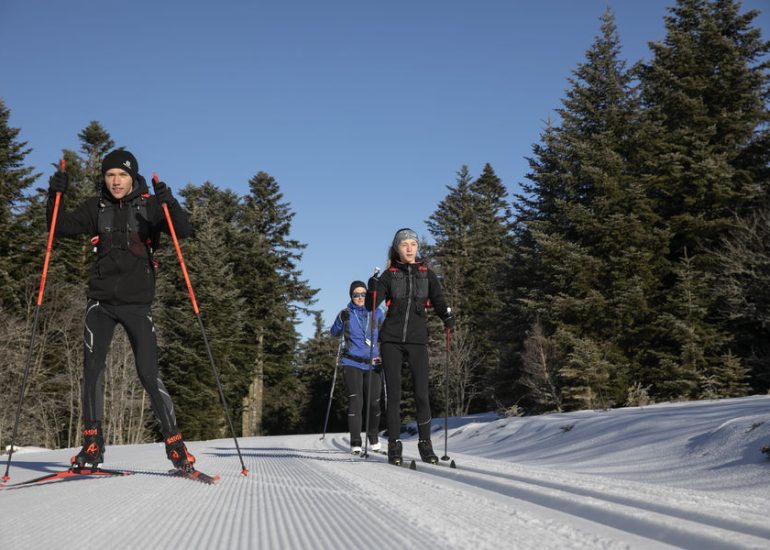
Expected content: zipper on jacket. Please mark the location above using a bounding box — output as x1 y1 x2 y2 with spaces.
402 264 412 342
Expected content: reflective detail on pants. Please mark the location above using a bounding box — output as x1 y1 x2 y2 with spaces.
83 300 100 353
419 417 432 426
157 378 177 428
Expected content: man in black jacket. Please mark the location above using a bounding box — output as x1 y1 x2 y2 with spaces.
47 149 196 471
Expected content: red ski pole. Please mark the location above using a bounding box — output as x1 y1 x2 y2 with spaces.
3 160 66 483
153 173 249 476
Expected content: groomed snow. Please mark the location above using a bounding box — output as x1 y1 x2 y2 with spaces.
2 395 769 549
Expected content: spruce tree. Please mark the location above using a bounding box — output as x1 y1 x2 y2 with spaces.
296 312 346 433
710 209 770 391
510 10 670 409
467 164 512 366
638 0 770 395
234 171 316 434
156 182 247 440
0 98 39 311
425 164 512 411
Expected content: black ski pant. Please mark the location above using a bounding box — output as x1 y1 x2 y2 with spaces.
82 300 178 437
342 365 382 446
381 342 432 442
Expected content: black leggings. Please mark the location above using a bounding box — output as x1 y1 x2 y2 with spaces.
342 365 382 446
381 342 432 441
82 300 178 437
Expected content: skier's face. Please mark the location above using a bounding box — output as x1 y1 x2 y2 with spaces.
104 169 134 200
351 287 366 306
398 239 418 263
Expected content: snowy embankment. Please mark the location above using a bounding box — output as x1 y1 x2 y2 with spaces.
2 395 770 549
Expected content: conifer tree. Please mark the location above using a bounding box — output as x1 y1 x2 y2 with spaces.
511 10 665 408
156 182 247 440
296 312 346 433
234 172 316 434
467 164 512 361
710 209 770 390
426 164 512 411
0 98 39 311
638 0 770 395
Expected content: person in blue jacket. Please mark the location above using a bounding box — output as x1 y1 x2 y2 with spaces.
330 280 386 454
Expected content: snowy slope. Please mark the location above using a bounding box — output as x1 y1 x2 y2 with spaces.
2 395 770 549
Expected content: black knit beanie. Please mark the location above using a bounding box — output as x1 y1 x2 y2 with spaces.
101 149 138 182
349 280 367 297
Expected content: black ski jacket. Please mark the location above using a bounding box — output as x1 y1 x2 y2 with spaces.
46 177 191 305
365 260 451 345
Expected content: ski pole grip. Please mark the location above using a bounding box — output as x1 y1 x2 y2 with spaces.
59 159 66 172
151 172 166 205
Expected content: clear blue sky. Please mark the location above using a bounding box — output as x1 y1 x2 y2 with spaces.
2 0 768 340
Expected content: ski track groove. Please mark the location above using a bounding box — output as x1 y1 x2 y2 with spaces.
325 438 663 549
328 439 768 550
447 457 770 541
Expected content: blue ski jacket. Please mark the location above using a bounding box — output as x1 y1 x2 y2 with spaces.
330 301 385 370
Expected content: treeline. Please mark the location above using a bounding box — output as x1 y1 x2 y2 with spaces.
303 0 770 421
1 0 769 449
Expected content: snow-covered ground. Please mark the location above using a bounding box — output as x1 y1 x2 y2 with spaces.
2 395 770 549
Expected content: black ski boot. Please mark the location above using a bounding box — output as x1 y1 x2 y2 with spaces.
165 433 196 472
71 426 105 469
387 439 403 465
418 439 439 464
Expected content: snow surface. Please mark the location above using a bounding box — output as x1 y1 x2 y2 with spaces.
2 395 770 549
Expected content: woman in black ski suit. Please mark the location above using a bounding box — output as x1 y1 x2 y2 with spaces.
366 228 454 465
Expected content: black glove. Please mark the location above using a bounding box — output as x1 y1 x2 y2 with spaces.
368 276 378 290
153 179 174 204
49 170 69 195
444 314 456 330
339 309 350 322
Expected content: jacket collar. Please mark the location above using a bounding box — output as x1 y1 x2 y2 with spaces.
392 259 424 271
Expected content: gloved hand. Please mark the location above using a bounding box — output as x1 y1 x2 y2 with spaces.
368 276 378 290
444 313 456 330
153 179 174 204
339 309 350 322
49 170 69 195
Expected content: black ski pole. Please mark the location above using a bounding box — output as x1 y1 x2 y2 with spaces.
441 309 452 461
362 267 380 458
154 173 249 477
320 336 343 440
3 160 65 483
